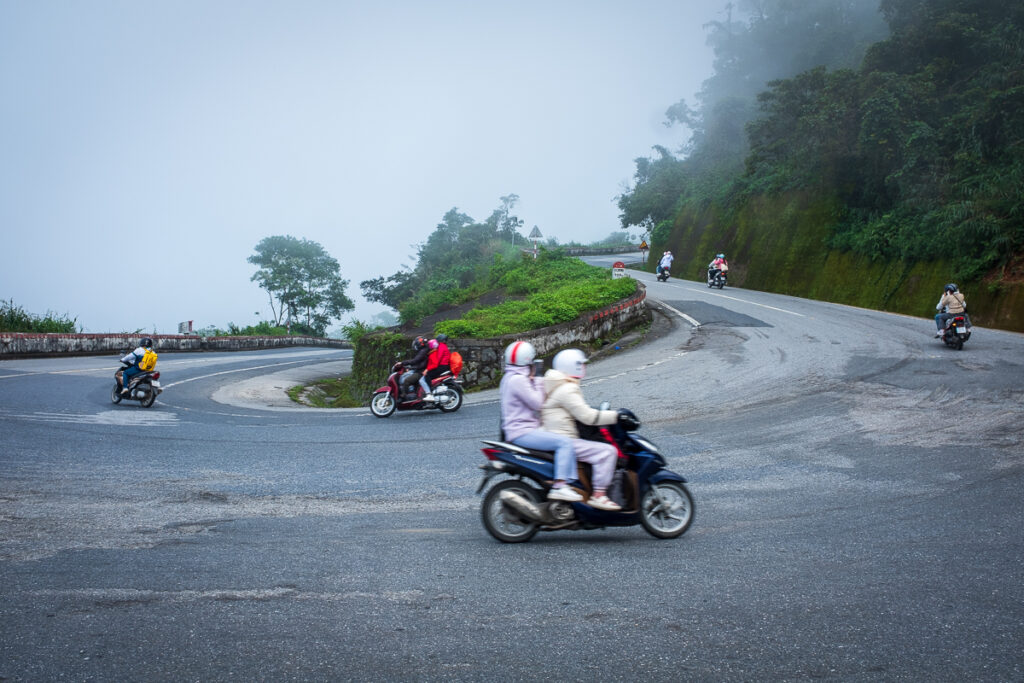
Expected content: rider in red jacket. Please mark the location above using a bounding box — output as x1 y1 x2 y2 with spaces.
420 336 452 400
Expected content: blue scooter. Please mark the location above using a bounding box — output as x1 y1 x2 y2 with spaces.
477 406 695 543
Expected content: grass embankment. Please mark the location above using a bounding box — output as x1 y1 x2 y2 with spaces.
288 378 363 408
433 250 636 338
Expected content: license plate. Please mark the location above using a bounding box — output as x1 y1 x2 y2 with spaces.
152 381 161 388
954 328 962 334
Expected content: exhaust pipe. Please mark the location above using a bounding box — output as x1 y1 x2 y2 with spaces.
499 490 545 523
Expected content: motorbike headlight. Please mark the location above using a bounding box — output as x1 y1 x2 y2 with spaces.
631 436 661 455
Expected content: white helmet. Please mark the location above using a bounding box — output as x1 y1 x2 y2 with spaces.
552 348 588 378
503 340 536 366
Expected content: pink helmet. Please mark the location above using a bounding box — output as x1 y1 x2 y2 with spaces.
428 339 438 350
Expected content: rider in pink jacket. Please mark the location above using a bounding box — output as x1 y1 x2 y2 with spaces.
499 341 581 502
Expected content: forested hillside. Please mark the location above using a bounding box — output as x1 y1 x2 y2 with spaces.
619 0 1023 330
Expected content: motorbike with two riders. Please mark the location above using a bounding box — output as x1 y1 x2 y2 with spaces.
370 361 464 417
477 403 694 542
938 312 971 350
707 265 727 288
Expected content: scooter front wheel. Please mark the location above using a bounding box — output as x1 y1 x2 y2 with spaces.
640 481 694 539
110 382 123 404
481 479 541 543
370 391 397 418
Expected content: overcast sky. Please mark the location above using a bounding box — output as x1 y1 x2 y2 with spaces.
1 0 720 334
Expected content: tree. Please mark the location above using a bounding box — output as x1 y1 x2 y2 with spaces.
359 196 525 319
248 236 354 336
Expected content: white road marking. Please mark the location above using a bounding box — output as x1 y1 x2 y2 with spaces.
3 410 179 426
657 301 702 327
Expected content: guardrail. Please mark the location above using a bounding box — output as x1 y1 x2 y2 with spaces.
0 333 351 359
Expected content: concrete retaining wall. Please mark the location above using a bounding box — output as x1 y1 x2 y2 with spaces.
0 333 350 359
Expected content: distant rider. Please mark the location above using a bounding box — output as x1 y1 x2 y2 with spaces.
400 337 430 398
499 341 582 502
657 250 674 278
935 283 970 337
707 253 728 282
542 349 636 511
119 337 154 395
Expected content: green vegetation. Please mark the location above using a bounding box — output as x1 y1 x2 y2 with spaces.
435 250 636 338
360 194 525 325
617 0 1024 330
248 235 354 337
193 320 309 337
288 377 363 408
0 299 78 333
360 195 636 334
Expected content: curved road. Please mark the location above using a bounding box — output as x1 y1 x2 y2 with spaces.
2 269 1022 680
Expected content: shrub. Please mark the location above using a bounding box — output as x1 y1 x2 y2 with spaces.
0 299 78 333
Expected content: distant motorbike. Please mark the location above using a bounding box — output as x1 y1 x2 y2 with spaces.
707 268 726 289
477 404 694 543
370 361 463 417
111 363 161 408
939 313 971 350
656 265 670 282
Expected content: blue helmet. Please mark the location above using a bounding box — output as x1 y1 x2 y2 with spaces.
945 283 958 293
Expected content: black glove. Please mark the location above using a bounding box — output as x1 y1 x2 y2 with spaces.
617 408 640 431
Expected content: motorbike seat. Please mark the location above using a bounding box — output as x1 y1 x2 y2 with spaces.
430 371 453 385
480 439 555 462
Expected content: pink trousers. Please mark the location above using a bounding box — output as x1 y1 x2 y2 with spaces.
571 438 617 491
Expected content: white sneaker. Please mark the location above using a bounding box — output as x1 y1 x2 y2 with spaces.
422 394 436 402
587 494 622 511
935 331 943 338
548 486 583 502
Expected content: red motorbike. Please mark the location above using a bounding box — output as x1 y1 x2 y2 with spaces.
369 362 464 418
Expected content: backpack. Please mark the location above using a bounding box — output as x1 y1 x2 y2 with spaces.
139 349 158 371
449 351 463 377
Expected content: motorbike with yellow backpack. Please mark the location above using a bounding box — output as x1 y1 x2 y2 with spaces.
112 338 162 408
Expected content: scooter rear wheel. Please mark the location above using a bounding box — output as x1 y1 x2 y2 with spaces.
481 479 541 543
437 385 463 413
640 481 694 539
139 386 156 408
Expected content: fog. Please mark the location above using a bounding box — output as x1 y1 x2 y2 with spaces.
0 1 722 334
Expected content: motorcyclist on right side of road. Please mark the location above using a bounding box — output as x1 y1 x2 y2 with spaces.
400 336 430 398
935 283 971 337
707 253 728 283
656 250 674 279
119 337 154 395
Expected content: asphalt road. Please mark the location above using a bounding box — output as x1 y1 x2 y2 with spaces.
2 271 1023 681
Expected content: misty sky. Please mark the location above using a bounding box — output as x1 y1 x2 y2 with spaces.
1 1 720 334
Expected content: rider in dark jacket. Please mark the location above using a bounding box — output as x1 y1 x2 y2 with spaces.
400 337 430 395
